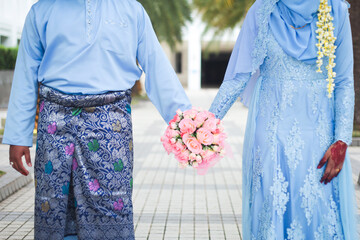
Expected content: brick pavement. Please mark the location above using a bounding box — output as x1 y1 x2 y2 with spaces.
0 89 359 239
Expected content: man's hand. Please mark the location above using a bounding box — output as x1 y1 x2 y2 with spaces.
9 145 32 176
317 140 347 185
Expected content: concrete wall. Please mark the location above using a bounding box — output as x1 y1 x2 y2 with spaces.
0 70 13 109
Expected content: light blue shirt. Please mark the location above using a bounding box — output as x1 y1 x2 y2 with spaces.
3 0 192 147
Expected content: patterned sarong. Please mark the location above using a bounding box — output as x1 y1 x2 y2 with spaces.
34 85 134 239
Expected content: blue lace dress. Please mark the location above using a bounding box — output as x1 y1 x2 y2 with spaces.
210 30 356 240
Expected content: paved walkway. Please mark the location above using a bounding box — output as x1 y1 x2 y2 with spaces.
0 89 359 240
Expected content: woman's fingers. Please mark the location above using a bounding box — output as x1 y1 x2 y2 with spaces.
324 168 340 185
320 163 332 184
317 148 331 169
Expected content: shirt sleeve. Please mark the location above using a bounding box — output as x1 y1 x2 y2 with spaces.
333 7 354 146
2 7 44 147
136 5 192 123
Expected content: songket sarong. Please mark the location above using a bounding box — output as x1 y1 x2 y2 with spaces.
34 85 134 240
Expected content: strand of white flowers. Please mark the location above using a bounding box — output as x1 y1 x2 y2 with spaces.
316 0 337 98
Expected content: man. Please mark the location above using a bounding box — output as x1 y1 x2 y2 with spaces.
3 0 191 239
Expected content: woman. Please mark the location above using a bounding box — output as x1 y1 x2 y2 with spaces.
209 0 357 239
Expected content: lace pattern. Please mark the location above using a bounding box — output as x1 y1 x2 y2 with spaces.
209 73 251 119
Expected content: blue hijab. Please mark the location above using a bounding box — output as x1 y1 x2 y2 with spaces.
270 0 320 63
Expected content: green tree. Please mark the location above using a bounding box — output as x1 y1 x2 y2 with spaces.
139 0 192 48
193 0 254 34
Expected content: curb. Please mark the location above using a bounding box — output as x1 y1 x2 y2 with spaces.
0 166 33 202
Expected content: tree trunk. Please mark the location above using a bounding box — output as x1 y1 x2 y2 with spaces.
349 0 360 131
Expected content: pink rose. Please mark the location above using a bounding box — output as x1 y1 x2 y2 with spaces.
175 150 190 163
196 128 214 145
170 122 177 130
194 111 208 127
170 130 180 138
213 133 227 147
189 153 197 161
182 133 190 143
169 114 181 125
201 150 217 162
205 111 215 119
203 118 217 132
185 137 202 154
172 141 185 155
161 136 173 154
184 109 198 119
179 119 196 134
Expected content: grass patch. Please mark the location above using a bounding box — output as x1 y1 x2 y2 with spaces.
0 170 6 178
0 128 3 135
353 130 360 138
131 94 149 105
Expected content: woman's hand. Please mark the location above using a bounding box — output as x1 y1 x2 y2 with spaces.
317 140 347 184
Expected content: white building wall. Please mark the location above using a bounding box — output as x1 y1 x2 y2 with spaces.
0 0 37 47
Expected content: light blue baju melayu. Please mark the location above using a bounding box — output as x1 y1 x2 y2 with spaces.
2 0 191 239
210 0 357 239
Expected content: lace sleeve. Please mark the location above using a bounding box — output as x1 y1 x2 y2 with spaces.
333 8 354 146
209 73 251 120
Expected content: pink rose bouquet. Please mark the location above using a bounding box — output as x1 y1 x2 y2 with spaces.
161 108 227 175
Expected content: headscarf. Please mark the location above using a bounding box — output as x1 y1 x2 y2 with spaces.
270 0 320 63
224 0 348 84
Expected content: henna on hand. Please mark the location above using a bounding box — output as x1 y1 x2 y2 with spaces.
317 140 347 185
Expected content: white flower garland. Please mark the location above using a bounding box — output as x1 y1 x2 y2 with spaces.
316 0 337 98
316 0 336 98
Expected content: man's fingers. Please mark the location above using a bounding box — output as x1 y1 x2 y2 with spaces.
17 161 29 176
318 149 331 169
12 161 28 176
10 153 29 176
24 148 32 167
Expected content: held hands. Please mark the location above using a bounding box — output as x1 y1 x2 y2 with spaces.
317 140 347 185
9 145 32 176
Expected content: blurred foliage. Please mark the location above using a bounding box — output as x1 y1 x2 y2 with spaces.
0 46 18 70
139 0 192 48
193 0 255 34
353 130 360 138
